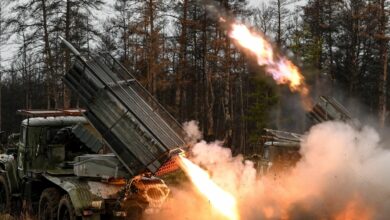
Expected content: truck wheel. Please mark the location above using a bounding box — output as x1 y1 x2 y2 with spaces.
39 188 61 220
58 194 77 220
0 175 10 213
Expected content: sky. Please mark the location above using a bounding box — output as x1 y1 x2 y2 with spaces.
249 0 308 8
249 0 267 7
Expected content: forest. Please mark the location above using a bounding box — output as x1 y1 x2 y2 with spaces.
0 0 388 155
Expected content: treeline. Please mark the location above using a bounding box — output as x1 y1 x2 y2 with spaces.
0 0 389 154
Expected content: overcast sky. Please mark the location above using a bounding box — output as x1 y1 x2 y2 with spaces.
249 0 307 8
249 0 265 7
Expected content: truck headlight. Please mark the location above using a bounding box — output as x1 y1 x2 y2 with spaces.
113 211 127 217
91 200 103 210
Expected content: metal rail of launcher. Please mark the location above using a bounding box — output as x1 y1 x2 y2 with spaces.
60 37 186 177
260 96 353 154
308 96 352 124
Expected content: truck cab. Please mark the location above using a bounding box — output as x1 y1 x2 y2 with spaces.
16 112 91 178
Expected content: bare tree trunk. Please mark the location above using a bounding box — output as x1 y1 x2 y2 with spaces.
277 0 282 47
123 15 129 66
378 0 388 127
205 69 214 138
0 73 1 131
63 0 72 109
22 32 30 109
275 0 283 129
238 60 246 154
223 36 233 147
175 0 188 121
202 14 214 138
0 3 2 130
41 0 55 109
148 0 157 96
379 52 388 126
349 2 363 100
326 0 335 83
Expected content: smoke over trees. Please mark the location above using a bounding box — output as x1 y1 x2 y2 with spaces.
0 0 390 153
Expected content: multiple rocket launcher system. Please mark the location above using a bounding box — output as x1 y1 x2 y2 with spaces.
62 38 186 178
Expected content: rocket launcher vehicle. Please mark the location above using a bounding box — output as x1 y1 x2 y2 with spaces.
61 37 186 177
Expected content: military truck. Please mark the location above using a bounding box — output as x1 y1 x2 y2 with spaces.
0 39 187 219
254 129 302 175
0 108 174 220
255 96 353 174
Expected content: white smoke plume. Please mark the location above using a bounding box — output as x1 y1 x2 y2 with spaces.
190 140 257 197
151 121 390 220
183 120 203 144
240 121 390 220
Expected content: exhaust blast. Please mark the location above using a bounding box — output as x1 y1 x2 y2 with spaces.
151 122 390 220
178 155 239 220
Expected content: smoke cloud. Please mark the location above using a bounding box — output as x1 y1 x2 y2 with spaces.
240 121 390 220
151 121 390 220
183 120 203 144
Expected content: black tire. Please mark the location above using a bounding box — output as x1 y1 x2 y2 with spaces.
0 175 11 214
39 188 61 220
58 194 77 220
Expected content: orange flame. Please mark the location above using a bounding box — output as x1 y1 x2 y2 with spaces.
228 23 312 108
334 196 373 220
178 156 239 220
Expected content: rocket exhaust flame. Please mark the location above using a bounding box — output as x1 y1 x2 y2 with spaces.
178 156 239 220
227 22 312 109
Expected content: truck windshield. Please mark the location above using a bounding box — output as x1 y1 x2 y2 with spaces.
48 126 94 161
